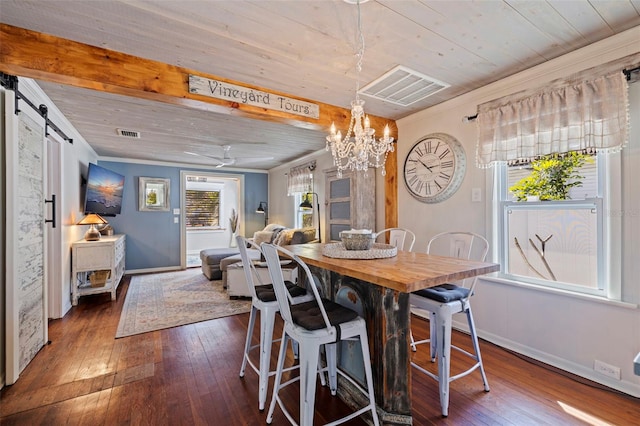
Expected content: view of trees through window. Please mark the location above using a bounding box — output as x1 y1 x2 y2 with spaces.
186 189 220 227
500 153 602 295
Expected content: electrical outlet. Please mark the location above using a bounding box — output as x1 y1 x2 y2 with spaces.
594 360 621 380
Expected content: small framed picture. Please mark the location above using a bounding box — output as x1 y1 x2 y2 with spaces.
139 177 170 211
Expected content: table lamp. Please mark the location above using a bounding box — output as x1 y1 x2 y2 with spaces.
77 213 108 241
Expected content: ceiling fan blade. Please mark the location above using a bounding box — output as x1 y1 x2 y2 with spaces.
184 151 225 164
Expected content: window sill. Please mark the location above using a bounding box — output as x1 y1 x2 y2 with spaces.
481 274 637 309
186 227 227 232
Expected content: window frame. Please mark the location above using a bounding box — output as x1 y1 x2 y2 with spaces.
492 153 621 300
294 192 314 229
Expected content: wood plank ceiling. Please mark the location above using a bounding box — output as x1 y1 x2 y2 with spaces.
1 0 639 170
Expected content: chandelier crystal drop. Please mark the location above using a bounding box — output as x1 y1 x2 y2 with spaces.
326 0 394 178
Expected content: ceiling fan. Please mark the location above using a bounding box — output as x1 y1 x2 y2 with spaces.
185 145 274 168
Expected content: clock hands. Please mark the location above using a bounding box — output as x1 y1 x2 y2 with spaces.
418 158 433 172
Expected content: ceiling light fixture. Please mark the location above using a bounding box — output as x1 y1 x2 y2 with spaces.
326 0 394 178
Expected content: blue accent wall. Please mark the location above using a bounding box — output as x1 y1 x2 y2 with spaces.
98 161 267 270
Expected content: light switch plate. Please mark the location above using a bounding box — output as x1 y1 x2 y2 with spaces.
173 208 180 215
472 188 482 202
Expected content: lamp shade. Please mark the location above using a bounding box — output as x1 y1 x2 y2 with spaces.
256 202 268 226
77 213 108 225
77 213 108 241
298 199 313 210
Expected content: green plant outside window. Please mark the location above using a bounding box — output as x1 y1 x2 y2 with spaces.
508 152 594 201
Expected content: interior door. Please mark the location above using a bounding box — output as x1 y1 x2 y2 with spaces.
4 89 48 384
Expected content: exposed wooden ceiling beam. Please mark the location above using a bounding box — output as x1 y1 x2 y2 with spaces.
0 23 397 137
0 23 398 229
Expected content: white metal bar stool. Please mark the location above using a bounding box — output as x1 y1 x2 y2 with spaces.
375 227 416 251
262 243 379 426
409 231 490 417
236 236 314 411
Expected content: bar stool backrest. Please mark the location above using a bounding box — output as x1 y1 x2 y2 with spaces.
261 243 333 333
426 231 489 298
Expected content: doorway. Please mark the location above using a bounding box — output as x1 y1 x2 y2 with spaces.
180 171 244 268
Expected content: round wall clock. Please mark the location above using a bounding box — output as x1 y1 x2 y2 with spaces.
403 133 466 203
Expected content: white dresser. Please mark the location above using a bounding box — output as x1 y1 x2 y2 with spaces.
71 234 126 306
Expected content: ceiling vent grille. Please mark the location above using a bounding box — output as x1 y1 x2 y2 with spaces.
359 65 450 107
116 128 141 138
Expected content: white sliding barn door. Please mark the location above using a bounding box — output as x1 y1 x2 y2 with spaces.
5 89 48 384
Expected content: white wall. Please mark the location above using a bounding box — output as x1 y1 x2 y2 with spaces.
397 26 640 396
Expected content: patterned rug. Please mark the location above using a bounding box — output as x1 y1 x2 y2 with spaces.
115 268 251 338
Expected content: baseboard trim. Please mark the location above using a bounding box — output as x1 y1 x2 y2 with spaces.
410 311 640 398
125 266 184 275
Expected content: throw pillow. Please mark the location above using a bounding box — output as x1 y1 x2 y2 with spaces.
301 227 317 243
253 230 274 246
273 228 296 246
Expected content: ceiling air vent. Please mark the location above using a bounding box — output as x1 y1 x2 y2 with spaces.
359 65 450 107
116 128 141 138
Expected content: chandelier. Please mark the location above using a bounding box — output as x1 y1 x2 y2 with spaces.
326 0 394 178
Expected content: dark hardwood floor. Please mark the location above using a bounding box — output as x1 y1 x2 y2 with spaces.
1 274 638 425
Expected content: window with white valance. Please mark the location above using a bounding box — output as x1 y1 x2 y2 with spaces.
286 161 316 195
487 55 640 300
476 54 639 168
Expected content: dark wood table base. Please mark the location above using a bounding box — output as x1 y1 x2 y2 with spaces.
310 266 413 425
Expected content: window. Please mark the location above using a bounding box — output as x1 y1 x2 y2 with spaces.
497 156 605 296
294 193 314 229
488 72 640 300
185 189 221 228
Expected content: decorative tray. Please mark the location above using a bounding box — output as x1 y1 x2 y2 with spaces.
322 242 397 259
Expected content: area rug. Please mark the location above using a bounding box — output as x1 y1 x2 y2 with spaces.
116 268 251 338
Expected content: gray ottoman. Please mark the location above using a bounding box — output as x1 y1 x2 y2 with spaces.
200 248 240 280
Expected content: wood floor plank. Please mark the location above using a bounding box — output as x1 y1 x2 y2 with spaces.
1 273 638 425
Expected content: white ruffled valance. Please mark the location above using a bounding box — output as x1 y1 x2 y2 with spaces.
287 161 316 195
475 54 639 168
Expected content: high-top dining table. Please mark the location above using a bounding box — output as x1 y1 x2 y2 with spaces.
285 243 500 425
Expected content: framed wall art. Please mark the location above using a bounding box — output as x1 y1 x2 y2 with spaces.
139 177 170 211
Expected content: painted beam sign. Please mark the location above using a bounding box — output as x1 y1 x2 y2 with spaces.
189 75 320 119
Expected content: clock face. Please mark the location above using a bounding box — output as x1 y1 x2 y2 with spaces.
403 133 466 203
